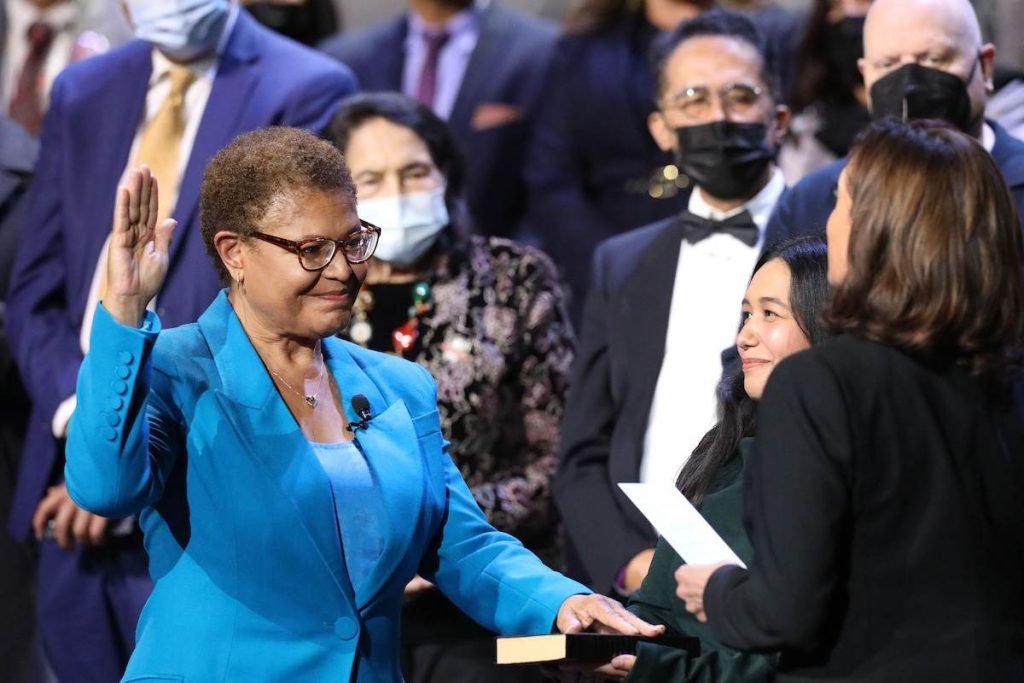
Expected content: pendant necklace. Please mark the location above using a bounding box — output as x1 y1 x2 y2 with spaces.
270 339 326 408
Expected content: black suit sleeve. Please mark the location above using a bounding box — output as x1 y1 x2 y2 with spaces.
524 41 620 303
704 352 855 653
554 242 654 591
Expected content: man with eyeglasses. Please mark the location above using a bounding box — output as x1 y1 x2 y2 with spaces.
765 0 1024 244
555 8 791 596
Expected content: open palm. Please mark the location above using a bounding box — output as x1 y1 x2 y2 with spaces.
104 166 176 326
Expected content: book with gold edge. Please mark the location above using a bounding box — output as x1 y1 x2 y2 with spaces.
495 633 699 665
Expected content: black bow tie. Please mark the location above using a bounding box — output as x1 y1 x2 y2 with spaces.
679 209 759 247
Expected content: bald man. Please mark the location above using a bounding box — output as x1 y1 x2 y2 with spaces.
764 0 1024 244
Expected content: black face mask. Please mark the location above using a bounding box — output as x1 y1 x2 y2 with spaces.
822 17 865 92
869 61 977 132
674 121 775 201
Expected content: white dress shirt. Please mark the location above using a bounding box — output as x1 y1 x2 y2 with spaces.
401 3 481 120
639 168 786 486
1 0 95 113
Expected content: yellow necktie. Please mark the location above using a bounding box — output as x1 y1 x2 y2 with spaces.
133 66 197 226
97 66 196 304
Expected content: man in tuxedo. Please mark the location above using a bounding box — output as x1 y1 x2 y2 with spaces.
765 0 1024 244
555 9 790 595
318 0 556 238
5 1 357 679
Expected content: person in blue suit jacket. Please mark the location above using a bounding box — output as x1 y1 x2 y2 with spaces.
65 127 662 682
5 1 358 679
319 0 557 239
764 0 1024 247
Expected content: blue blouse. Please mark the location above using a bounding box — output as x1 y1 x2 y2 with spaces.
311 440 384 593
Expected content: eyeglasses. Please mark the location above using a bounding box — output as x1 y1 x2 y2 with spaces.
662 82 765 122
250 222 381 271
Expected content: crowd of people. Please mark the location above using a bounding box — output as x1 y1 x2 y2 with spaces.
0 0 1022 682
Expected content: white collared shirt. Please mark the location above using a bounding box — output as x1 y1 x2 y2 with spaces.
401 3 481 120
1 0 85 113
639 168 786 486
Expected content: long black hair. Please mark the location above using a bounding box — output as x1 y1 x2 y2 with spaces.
675 234 830 503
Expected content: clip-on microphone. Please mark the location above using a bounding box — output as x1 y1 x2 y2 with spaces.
347 394 374 432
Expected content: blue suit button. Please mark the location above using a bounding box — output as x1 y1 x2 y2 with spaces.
106 396 124 411
102 427 117 442
115 365 131 379
104 412 121 427
111 380 128 395
118 351 134 364
333 617 357 640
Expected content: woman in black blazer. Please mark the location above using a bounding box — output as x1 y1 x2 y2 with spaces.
676 119 1024 681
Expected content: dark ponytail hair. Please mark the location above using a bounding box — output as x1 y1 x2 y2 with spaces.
676 235 830 503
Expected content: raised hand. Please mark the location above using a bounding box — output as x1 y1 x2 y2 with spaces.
104 165 176 327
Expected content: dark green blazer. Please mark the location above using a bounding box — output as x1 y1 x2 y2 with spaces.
627 438 776 682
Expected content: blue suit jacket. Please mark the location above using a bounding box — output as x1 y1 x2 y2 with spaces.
319 2 557 238
66 292 587 682
6 10 358 540
764 120 1024 245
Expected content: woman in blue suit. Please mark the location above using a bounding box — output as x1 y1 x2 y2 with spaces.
65 127 661 682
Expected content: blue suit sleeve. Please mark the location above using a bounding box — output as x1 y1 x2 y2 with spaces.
6 75 84 423
410 365 591 636
65 304 184 518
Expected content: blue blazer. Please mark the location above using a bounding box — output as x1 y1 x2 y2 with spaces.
764 120 1024 245
5 10 358 541
319 2 557 238
65 292 587 682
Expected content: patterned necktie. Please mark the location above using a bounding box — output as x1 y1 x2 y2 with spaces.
415 30 450 109
9 21 56 136
133 66 197 226
679 209 759 247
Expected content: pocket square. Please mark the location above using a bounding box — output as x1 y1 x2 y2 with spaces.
471 103 523 130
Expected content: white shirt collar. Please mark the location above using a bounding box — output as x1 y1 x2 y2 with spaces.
148 2 239 84
408 4 479 41
9 0 80 31
687 167 787 233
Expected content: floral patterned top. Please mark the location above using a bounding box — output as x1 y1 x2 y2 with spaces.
342 236 574 567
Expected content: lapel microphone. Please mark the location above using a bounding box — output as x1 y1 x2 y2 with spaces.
348 394 374 432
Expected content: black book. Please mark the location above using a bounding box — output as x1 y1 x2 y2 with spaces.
495 633 699 665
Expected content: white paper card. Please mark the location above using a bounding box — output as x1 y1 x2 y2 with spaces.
618 482 746 568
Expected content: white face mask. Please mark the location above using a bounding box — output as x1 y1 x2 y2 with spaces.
127 0 229 62
357 187 449 267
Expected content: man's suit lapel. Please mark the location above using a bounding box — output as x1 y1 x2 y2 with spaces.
198 293 357 609
325 340 426 610
448 3 503 133
78 43 151 275
619 217 686 424
372 17 408 91
170 11 261 267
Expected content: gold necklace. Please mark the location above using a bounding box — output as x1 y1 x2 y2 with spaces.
269 340 326 408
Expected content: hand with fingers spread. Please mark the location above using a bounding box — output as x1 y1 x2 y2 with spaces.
104 165 177 327
32 483 109 551
553 594 665 680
